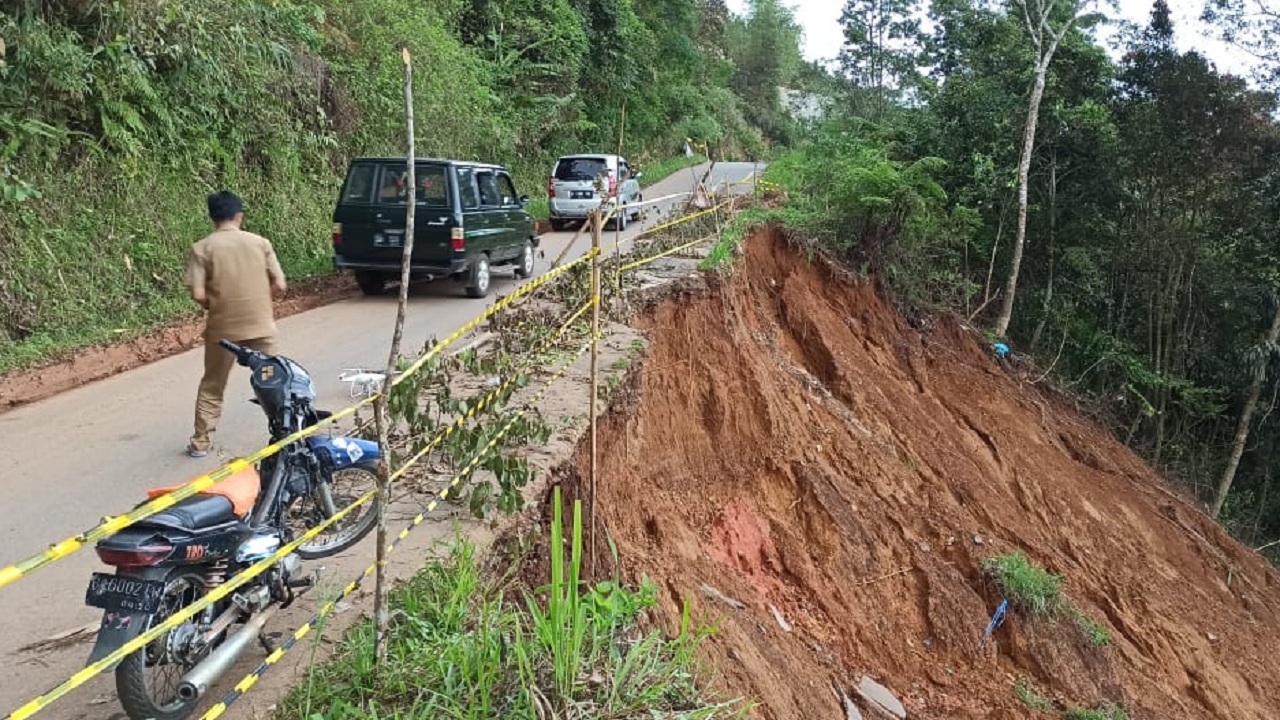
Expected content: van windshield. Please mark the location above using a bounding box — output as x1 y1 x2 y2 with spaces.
375 165 450 207
554 157 609 182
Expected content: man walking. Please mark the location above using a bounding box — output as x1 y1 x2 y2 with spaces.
185 191 288 458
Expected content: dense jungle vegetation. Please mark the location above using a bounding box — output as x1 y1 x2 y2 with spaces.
766 0 1280 554
0 0 806 370
4 0 1279 554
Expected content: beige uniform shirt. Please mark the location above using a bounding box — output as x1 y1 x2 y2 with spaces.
185 229 283 340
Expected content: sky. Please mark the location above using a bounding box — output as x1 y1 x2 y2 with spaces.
723 0 1260 80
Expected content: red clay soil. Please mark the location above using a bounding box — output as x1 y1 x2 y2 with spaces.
547 226 1280 719
0 273 356 412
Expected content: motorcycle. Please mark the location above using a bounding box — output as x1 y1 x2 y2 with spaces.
83 339 382 720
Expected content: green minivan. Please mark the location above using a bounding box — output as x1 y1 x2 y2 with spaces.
331 157 540 298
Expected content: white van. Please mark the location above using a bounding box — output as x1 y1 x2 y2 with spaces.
547 154 643 231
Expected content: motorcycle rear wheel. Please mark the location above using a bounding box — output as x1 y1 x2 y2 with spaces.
114 571 210 720
288 461 380 559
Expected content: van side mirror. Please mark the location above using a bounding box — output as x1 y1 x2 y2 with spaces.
519 194 529 207
632 171 643 180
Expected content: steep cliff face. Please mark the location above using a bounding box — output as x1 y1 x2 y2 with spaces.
558 225 1280 719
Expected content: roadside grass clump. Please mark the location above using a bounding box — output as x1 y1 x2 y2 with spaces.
983 551 1065 616
983 551 1113 649
279 488 746 719
1067 703 1131 720
1015 677 1055 713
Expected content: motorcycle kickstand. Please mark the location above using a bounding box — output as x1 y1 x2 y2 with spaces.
258 631 277 654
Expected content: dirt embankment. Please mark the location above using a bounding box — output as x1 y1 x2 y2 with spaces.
542 226 1280 719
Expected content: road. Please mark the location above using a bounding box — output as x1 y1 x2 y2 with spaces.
0 161 759 718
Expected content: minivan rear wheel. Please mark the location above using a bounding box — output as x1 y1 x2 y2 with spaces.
354 271 387 296
465 255 491 298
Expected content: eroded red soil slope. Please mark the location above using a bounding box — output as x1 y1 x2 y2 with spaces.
564 226 1280 719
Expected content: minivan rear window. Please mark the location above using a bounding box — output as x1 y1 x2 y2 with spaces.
554 157 609 182
375 165 450 207
341 164 377 203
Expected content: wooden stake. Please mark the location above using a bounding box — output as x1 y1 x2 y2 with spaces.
589 208 602 575
372 46 416 666
614 102 626 294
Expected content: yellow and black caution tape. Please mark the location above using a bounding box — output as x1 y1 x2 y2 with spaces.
620 234 717 273
197 334 598 720
0 249 597 592
4 490 377 720
387 295 596 482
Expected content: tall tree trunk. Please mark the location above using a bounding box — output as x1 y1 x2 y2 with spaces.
993 65 1047 338
1210 300 1280 519
1031 152 1057 352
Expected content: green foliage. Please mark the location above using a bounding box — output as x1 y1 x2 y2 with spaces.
1067 703 1131 720
982 551 1113 649
983 551 1065 616
0 0 799 369
277 521 745 719
1015 677 1055 713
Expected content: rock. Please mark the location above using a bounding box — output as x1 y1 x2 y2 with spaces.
843 695 864 720
769 604 794 632
918 542 932 553
1207 632 1219 643
700 583 745 610
857 676 907 719
973 534 985 546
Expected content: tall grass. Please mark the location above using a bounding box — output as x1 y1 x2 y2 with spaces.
278 489 746 719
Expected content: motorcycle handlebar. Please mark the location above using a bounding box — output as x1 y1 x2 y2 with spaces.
218 339 259 367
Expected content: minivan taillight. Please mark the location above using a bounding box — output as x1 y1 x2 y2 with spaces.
547 176 556 199
96 544 174 568
451 227 465 251
332 223 343 247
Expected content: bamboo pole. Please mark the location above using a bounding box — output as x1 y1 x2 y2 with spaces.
589 208 602 575
614 102 626 294
372 46 415 665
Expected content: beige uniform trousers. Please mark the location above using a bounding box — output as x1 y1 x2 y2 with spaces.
190 335 278 452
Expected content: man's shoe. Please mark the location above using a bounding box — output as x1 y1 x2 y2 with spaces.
186 443 208 459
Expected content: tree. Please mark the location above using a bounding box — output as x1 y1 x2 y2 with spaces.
1211 297 1280 518
991 0 1092 338
839 0 925 120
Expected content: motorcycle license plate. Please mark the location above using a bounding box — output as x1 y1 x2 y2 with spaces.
85 573 166 614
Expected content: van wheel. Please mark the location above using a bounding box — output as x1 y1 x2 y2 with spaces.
514 241 535 279
631 194 643 220
355 271 387 296
613 206 628 231
550 219 566 232
465 255 491 298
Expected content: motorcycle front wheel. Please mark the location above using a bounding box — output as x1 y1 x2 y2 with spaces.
114 571 210 720
287 461 380 559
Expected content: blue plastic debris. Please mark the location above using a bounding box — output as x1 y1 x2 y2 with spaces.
993 342 1010 359
979 598 1009 649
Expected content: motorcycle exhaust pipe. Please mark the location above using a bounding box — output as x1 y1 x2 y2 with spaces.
176 607 277 703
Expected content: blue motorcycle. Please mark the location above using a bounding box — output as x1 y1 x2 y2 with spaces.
83 339 381 720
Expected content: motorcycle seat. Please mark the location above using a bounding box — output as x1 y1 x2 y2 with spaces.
139 493 240 531
136 466 262 531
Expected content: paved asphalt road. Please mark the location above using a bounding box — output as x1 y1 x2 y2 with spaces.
0 161 760 718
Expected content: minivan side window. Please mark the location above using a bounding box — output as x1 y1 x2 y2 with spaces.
497 174 519 206
476 171 501 207
341 164 376 203
457 167 480 210
376 165 450 207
